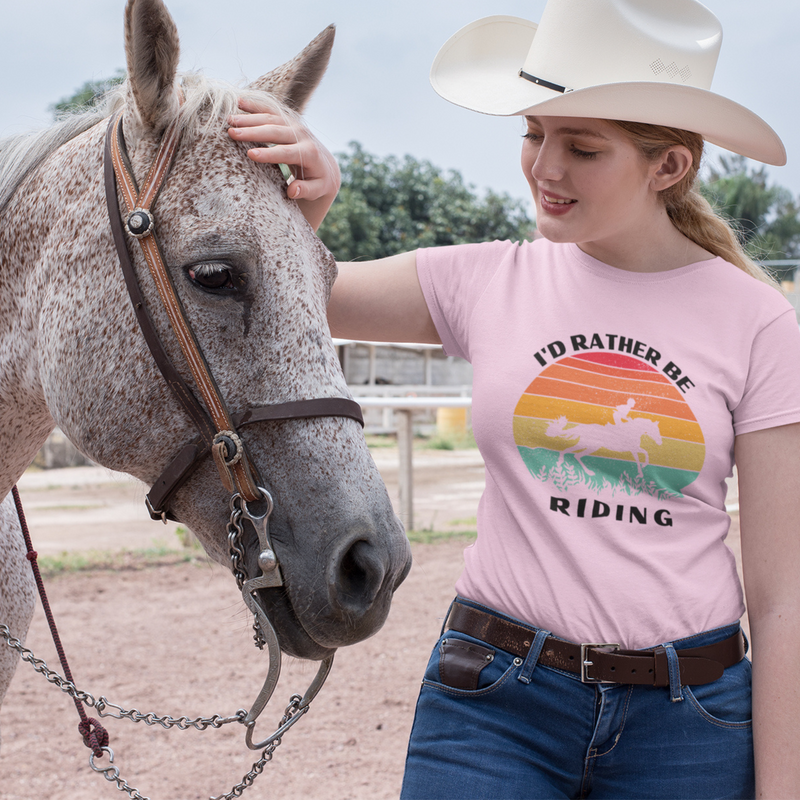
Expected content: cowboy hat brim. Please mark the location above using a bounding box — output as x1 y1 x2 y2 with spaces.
430 16 786 166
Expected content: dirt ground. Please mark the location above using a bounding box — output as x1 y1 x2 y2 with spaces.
0 448 483 800
0 448 741 800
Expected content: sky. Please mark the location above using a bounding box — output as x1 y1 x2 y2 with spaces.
2 0 798 214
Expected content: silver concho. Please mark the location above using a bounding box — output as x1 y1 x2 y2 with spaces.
125 208 155 238
213 430 244 466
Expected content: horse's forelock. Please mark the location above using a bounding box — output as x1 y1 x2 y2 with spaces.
175 73 300 141
0 74 297 214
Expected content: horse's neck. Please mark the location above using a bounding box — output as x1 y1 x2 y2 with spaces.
0 221 54 495
0 342 55 499
0 125 106 494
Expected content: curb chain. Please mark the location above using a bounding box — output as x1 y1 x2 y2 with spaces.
227 499 248 591
227 498 266 649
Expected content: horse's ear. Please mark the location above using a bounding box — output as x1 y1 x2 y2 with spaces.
247 25 335 113
124 0 181 134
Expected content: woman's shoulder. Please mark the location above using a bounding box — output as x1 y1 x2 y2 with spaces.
418 236 549 268
703 257 795 319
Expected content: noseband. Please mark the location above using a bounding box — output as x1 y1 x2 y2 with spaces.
103 110 358 745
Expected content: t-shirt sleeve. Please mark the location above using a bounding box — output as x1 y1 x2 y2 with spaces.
416 241 514 361
733 307 800 435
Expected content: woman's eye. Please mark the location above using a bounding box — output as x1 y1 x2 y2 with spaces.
187 264 235 291
523 132 542 143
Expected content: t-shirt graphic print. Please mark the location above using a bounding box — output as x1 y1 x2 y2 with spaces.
416 238 800 647
513 350 705 501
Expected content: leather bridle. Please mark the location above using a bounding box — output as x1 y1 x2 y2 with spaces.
103 109 362 746
103 111 364 522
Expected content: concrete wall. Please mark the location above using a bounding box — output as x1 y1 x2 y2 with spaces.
340 343 472 387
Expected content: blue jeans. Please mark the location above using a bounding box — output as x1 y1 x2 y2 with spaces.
401 598 753 800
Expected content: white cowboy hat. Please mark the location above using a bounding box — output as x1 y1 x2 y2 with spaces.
430 0 786 166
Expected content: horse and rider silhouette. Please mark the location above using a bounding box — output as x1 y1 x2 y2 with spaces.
545 400 662 477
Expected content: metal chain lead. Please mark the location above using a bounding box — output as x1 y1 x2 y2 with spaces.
210 695 303 800
0 625 243 731
0 624 304 800
91 747 150 800
1 624 98 707
1 494 314 800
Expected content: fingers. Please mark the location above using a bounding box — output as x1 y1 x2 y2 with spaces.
227 95 341 210
244 149 339 204
242 143 301 164
228 120 298 144
236 96 275 115
281 177 329 202
228 97 300 143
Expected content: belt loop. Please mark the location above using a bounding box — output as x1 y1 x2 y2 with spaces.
518 628 551 684
663 643 684 702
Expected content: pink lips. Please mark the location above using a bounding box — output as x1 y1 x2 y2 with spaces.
539 190 577 216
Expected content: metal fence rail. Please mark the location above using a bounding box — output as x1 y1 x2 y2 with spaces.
357 396 473 531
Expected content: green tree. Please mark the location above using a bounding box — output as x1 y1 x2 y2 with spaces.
318 142 534 261
50 70 126 118
699 155 800 276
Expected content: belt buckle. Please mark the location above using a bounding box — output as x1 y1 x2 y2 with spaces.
580 642 620 684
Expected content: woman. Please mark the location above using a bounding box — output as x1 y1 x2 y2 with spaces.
229 1 800 797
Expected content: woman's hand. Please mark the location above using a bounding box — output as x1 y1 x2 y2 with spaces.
228 97 341 230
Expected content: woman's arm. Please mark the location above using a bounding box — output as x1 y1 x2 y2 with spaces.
735 423 800 799
329 252 440 344
228 97 340 231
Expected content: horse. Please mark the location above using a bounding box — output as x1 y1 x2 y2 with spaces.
0 0 412 745
546 413 663 476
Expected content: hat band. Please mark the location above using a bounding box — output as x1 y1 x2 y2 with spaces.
519 69 573 94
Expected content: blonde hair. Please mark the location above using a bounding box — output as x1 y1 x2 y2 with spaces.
608 120 779 288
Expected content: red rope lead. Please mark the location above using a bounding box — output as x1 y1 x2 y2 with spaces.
11 484 109 758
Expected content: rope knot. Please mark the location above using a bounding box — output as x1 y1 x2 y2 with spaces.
25 551 38 561
78 718 110 757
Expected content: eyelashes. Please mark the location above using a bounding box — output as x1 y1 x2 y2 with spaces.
187 263 235 291
523 133 599 160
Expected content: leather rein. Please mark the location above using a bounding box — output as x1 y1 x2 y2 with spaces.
103 111 364 522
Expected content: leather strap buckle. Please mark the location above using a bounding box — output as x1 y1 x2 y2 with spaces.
581 642 620 683
145 495 167 524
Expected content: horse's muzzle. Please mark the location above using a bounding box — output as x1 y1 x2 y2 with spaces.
258 523 412 659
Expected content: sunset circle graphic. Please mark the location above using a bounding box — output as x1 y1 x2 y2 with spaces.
513 352 705 498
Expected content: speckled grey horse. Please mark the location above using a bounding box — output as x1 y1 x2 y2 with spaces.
0 0 411 742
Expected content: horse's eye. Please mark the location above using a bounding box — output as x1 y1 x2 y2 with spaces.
187 264 234 291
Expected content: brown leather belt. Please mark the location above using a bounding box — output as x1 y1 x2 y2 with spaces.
446 602 745 686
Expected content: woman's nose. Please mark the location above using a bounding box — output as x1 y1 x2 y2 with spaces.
530 142 564 182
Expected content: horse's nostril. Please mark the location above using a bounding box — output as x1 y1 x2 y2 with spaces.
335 539 386 611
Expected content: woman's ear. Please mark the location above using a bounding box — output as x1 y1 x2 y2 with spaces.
651 146 694 192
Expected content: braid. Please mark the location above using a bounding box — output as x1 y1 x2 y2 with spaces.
608 120 779 288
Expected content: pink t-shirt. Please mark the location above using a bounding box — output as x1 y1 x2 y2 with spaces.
417 238 800 649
